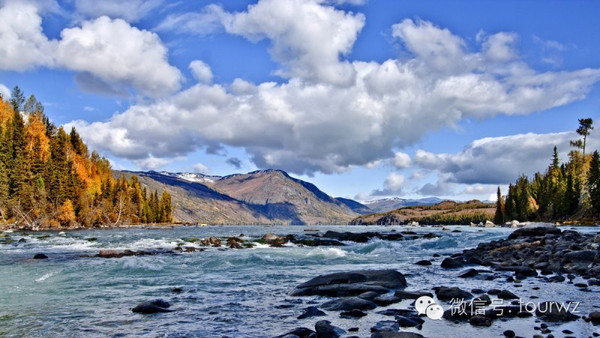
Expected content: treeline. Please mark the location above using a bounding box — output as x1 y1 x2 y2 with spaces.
496 118 600 223
0 86 172 229
408 212 491 226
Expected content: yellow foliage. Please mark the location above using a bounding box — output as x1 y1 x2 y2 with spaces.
57 199 76 227
25 113 50 162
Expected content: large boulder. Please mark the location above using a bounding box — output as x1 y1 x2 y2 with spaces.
314 320 345 338
290 270 407 297
131 299 172 314
441 257 465 269
262 233 289 247
508 226 561 240
535 301 580 322
434 286 473 301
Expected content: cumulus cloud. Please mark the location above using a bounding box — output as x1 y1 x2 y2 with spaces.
68 1 600 174
371 172 405 196
56 17 182 97
189 60 213 84
192 163 209 174
0 3 181 97
391 152 411 169
413 131 586 185
226 157 242 169
73 0 163 22
0 2 56 71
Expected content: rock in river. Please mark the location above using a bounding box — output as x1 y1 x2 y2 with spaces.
290 270 407 297
434 286 473 301
33 253 48 259
321 297 377 311
297 306 326 319
535 301 579 322
131 299 172 314
314 320 345 338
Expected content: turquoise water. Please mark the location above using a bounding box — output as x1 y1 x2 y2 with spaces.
1 225 599 337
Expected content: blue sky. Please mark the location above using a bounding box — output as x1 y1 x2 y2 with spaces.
1 0 599 202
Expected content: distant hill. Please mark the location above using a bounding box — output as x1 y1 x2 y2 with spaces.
117 170 359 225
362 197 445 213
350 200 496 225
335 197 372 214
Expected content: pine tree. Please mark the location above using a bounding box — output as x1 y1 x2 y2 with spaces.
588 151 600 217
493 186 504 225
159 191 172 223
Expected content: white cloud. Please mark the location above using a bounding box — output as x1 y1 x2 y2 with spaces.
417 177 456 196
413 131 580 185
0 2 55 71
0 83 10 99
156 4 223 35
482 32 518 62
0 3 182 98
391 152 411 169
192 163 209 174
162 0 365 86
68 3 600 174
73 0 163 22
132 154 174 170
371 172 405 196
189 60 213 84
56 16 182 97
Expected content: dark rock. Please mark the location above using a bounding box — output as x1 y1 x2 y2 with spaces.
314 320 345 338
458 268 478 278
469 315 492 326
33 253 48 259
359 291 380 300
374 294 402 306
131 299 172 314
348 327 359 332
171 287 183 293
535 301 580 322
321 297 377 311
292 237 345 247
471 288 485 294
414 260 432 266
371 321 399 333
589 311 600 324
290 270 407 297
503 330 515 338
394 315 422 328
377 309 418 317
441 257 464 268
508 226 561 239
277 327 314 338
371 332 424 338
497 290 519 300
496 266 538 277
298 306 326 319
434 286 473 301
340 309 367 318
564 250 596 262
394 290 433 300
487 289 501 295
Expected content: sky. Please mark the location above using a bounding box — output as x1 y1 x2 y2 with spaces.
1 0 600 202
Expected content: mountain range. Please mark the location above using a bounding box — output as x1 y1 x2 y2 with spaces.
116 170 448 225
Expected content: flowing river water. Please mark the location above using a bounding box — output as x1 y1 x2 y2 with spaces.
1 225 599 337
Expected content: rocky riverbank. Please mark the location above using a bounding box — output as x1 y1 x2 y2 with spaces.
274 226 600 337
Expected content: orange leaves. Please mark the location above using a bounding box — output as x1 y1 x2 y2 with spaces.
25 112 50 162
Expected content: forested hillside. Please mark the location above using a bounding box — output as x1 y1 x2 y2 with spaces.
0 87 172 229
496 118 600 223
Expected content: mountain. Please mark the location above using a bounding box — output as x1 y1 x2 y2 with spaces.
362 197 445 213
335 197 372 214
350 200 496 225
117 169 359 225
